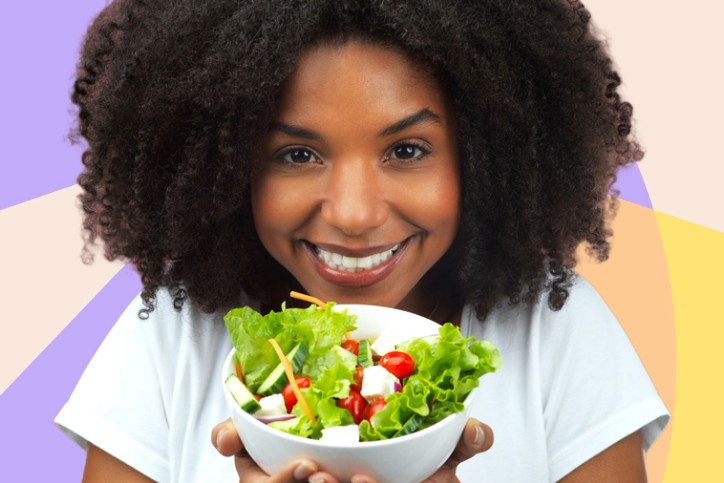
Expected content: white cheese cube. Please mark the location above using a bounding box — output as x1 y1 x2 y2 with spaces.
371 330 402 356
320 424 360 444
360 365 400 403
254 394 287 416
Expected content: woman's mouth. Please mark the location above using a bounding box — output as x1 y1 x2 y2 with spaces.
302 238 412 288
313 244 401 272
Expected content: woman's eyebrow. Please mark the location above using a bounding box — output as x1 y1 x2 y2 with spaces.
378 108 441 138
269 123 325 141
269 108 441 141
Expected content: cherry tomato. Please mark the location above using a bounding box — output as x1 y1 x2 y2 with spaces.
350 366 364 392
367 399 387 426
341 339 359 356
379 351 416 379
281 376 311 413
337 390 367 425
254 395 262 401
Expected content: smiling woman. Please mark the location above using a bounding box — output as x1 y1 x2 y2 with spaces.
54 1 668 483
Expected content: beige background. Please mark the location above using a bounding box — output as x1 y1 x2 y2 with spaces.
0 186 125 394
584 0 724 232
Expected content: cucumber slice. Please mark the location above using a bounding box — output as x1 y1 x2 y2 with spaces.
257 342 309 396
225 374 262 414
393 413 425 438
357 339 374 368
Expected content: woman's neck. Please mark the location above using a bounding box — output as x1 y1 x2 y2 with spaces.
395 278 463 326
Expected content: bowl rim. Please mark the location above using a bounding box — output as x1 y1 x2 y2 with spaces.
223 303 478 448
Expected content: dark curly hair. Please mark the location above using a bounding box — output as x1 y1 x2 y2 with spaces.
72 0 642 319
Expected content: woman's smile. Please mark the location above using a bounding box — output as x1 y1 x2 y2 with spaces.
304 237 411 288
251 41 460 311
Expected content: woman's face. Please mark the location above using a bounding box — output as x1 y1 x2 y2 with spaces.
252 41 459 311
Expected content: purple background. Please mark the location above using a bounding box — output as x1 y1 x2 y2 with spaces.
0 0 107 211
0 265 142 482
0 1 652 481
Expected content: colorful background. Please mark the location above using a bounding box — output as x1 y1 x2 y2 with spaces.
0 0 721 481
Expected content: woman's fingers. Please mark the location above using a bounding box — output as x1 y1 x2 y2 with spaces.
235 454 328 483
349 476 381 483
442 418 494 469
211 418 243 457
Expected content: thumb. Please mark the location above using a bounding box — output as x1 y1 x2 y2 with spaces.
212 418 243 457
443 419 494 469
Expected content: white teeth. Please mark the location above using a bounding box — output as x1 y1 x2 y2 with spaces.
314 244 402 272
357 256 372 269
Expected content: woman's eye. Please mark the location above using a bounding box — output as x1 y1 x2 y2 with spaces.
393 145 421 159
280 148 319 165
388 143 430 162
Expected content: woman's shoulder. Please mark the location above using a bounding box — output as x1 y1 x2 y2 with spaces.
467 274 610 325
462 273 623 357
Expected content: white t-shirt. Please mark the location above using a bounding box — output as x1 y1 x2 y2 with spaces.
55 277 669 483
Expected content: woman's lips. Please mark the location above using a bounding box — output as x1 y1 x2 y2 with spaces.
303 238 413 288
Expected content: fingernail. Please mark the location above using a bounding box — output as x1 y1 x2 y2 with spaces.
308 477 326 483
351 477 368 483
473 425 486 446
215 427 228 449
293 461 316 480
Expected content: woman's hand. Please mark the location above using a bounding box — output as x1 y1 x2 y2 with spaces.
212 418 493 483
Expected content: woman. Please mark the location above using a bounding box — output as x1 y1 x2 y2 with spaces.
56 0 668 482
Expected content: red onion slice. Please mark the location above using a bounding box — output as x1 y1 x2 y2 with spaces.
254 414 296 424
393 381 402 393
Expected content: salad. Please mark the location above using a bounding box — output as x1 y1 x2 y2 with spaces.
224 294 501 443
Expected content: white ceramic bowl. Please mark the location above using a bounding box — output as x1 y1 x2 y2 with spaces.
222 304 477 483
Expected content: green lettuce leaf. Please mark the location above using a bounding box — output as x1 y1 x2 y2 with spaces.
313 361 355 399
359 420 388 442
417 400 462 431
225 307 288 392
316 397 355 429
298 304 358 379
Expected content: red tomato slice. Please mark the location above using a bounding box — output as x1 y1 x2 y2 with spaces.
367 399 387 426
281 376 311 413
379 351 416 379
350 366 364 392
337 390 367 425
341 339 360 356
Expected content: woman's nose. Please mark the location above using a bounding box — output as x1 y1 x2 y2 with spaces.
320 159 388 236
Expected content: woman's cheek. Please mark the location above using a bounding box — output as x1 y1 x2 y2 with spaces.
251 174 311 252
397 164 460 235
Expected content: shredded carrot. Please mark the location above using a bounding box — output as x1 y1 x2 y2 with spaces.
290 291 327 310
345 332 353 341
235 363 243 382
268 339 317 424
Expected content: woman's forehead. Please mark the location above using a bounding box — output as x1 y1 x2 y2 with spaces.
273 41 449 128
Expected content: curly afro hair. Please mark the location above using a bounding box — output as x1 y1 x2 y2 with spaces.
72 0 642 319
